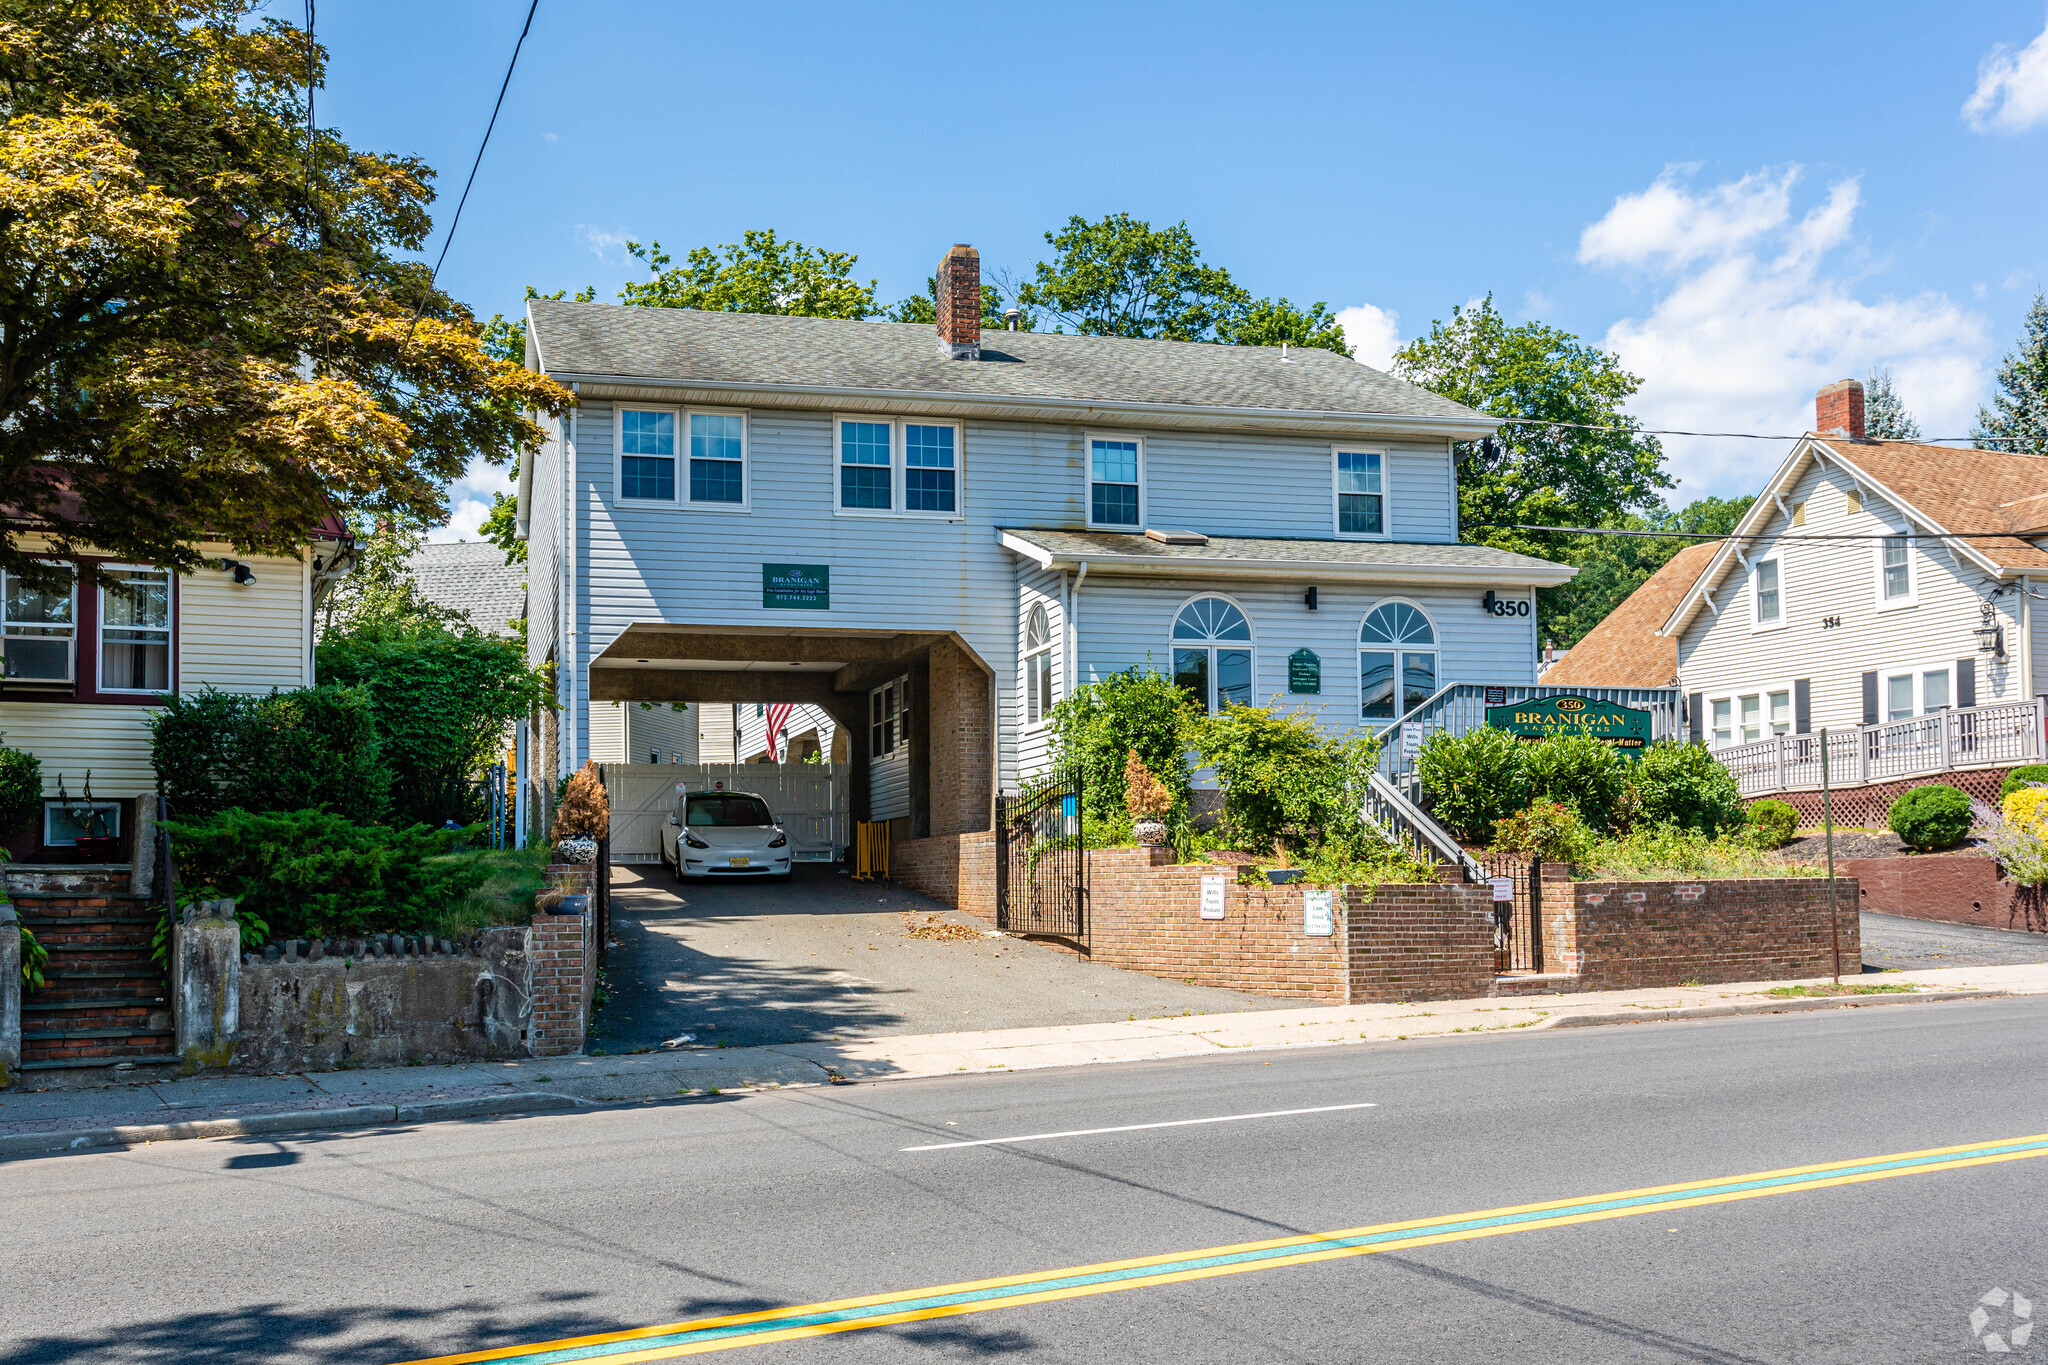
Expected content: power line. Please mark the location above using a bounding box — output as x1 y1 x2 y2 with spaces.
1484 416 2036 446
400 0 540 354
1469 522 2045 544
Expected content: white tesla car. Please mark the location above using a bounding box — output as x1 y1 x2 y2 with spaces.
663 790 793 882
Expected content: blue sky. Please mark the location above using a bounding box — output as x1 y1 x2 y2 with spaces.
304 1 2048 539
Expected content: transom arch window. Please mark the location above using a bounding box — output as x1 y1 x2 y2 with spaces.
1359 600 1436 720
1022 602 1054 726
1172 596 1253 713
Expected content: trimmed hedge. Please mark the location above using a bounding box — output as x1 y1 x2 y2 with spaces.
1746 799 1799 848
1888 784 1973 852
1998 765 2048 803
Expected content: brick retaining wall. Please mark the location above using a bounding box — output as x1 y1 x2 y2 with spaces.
1562 877 1860 989
1838 854 2046 932
529 863 595 1058
891 831 996 921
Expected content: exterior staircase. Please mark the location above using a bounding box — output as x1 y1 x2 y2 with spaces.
14 869 174 1070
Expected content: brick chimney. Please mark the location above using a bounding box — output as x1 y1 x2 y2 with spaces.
935 243 980 360
1815 378 1865 440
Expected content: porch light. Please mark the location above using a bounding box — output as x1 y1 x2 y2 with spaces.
1975 622 2005 655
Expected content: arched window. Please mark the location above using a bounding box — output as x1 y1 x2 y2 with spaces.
1360 601 1436 720
1023 602 1054 726
1172 597 1253 713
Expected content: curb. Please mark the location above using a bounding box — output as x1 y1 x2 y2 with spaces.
1548 987 2011 1029
0 1091 585 1159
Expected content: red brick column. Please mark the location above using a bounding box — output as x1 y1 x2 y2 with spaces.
530 864 594 1057
1539 863 1579 975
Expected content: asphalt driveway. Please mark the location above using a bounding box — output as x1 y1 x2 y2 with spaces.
590 863 1310 1053
1860 910 2048 971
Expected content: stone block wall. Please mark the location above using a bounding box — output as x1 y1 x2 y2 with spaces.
1564 877 1860 989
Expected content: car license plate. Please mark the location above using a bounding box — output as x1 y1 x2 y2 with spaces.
728 856 749 868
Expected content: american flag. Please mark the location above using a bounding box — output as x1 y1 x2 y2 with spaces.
765 703 794 761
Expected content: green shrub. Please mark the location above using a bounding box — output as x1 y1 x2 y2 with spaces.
1887 784 1973 852
316 623 555 829
1998 765 2048 802
150 686 389 820
1580 825 1823 881
1491 799 1597 865
0 745 40 836
20 924 47 990
1523 734 1630 831
1746 799 1799 849
1191 704 1382 858
162 807 491 941
1417 726 1529 843
1045 665 1196 825
1631 742 1746 836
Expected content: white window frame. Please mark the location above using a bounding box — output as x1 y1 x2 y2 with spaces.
0 563 78 685
1330 445 1393 540
95 563 173 695
869 676 907 756
1873 529 1917 611
612 404 682 507
685 406 751 512
1357 597 1440 722
1881 660 1955 720
1706 678 1798 748
1169 591 1256 714
1021 599 1055 730
1086 431 1146 531
1749 554 1787 632
43 799 120 847
832 416 965 521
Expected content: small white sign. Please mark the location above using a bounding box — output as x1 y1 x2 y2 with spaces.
1401 722 1425 759
1303 888 1334 937
675 782 688 796
1490 876 1514 903
1200 875 1227 920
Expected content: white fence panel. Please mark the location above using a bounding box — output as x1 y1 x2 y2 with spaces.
603 763 850 862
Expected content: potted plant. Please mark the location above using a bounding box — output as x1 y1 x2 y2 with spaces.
1125 749 1173 847
57 772 119 863
550 760 609 863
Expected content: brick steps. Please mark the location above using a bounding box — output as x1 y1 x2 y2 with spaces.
16 891 174 1068
1494 972 1579 997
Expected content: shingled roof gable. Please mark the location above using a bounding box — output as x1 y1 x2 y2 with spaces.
1541 540 1719 688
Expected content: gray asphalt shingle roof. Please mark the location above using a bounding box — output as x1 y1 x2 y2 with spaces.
1000 528 1575 582
526 301 1484 421
408 541 526 638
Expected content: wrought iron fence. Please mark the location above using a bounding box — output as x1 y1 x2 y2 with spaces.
995 767 1087 940
1477 854 1543 974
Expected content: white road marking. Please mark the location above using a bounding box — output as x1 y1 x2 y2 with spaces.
900 1102 1378 1151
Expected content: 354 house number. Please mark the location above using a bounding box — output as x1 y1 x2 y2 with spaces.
1481 591 1531 618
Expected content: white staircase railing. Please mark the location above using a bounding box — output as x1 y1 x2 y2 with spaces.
1715 698 2048 797
1365 771 1484 881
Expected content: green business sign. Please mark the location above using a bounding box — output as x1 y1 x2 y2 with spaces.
1287 649 1321 695
762 563 829 610
1486 695 1652 758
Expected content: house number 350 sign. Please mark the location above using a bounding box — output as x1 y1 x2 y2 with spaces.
1481 590 1531 618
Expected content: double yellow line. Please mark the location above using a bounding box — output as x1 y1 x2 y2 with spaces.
399 1132 2048 1363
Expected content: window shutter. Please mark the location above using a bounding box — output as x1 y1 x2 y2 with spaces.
1794 679 1811 734
1861 672 1879 726
1687 692 1703 744
1957 658 1976 709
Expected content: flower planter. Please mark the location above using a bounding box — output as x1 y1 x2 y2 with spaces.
553 836 598 864
1132 819 1169 847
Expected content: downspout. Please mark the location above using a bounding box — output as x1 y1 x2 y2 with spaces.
1066 560 1089 693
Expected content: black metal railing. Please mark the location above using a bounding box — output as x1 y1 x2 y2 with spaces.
995 767 1087 941
1477 854 1543 974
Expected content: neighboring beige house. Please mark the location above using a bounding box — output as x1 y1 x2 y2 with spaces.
2 522 353 861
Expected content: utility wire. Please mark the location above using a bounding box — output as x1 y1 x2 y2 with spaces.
1484 416 2036 445
400 0 540 355
1469 522 2045 543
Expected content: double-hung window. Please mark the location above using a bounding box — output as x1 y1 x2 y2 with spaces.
1753 558 1782 626
1710 698 1732 747
1088 436 1142 528
1885 668 1950 720
689 411 746 505
1880 536 1912 603
1023 603 1054 726
870 679 901 756
1333 448 1386 536
618 409 677 501
835 418 962 517
617 406 747 507
99 567 171 692
1 565 76 682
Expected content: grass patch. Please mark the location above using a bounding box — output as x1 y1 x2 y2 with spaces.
1764 982 1917 998
417 844 552 939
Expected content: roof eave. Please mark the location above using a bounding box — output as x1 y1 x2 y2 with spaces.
996 533 1576 586
541 371 1499 439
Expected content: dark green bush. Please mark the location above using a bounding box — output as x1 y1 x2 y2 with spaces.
163 807 489 941
1417 726 1530 843
1631 742 1747 836
1998 765 2048 802
1524 733 1631 831
1045 665 1196 825
1888 784 1973 852
1746 799 1799 848
0 745 41 836
150 686 389 820
1191 704 1382 857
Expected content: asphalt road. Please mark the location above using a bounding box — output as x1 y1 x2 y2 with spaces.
1859 910 2048 970
7 997 2047 1363
594 864 1308 1052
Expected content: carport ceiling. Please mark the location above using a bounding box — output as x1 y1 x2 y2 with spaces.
592 625 958 668
594 659 844 673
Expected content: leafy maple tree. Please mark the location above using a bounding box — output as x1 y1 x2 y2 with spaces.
0 0 569 587
618 230 879 318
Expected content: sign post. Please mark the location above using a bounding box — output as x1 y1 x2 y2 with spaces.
1485 695 1652 758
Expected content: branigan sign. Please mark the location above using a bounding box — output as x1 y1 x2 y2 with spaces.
1485 695 1652 757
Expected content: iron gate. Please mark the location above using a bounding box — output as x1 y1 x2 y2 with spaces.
1478 854 1543 974
994 768 1087 940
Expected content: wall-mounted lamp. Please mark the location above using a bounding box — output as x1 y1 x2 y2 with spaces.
1976 602 2004 655
1303 586 1318 611
224 560 256 586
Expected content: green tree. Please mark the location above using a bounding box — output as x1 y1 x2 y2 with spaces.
1976 291 2048 455
618 230 879 318
1541 495 1754 647
1045 666 1196 824
0 0 569 590
480 492 525 565
1864 368 1921 440
1214 297 1352 356
319 517 466 635
1393 296 1671 638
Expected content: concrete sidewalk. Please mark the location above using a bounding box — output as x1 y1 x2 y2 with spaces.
6 961 2045 1157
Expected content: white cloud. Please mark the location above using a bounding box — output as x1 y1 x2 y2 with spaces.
1336 302 1401 370
541 131 562 145
1965 18 2048 132
575 224 633 264
1582 166 1989 498
428 454 517 544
